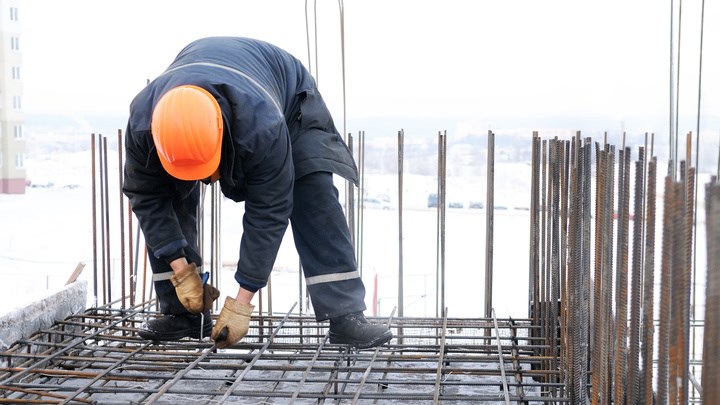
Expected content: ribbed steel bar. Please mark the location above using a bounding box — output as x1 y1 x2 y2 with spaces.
614 147 631 405
117 129 127 310
547 138 559 398
566 135 580 402
657 175 676 404
90 133 99 308
627 147 646 405
102 136 112 306
529 133 540 320
590 144 602 405
485 131 495 319
397 129 405 318
540 139 549 380
670 164 688 405
580 137 592 404
641 157 658 404
681 156 695 404
436 131 447 318
559 139 570 400
703 179 720 404
602 145 616 403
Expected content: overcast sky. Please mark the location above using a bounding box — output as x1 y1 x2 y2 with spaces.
19 0 720 140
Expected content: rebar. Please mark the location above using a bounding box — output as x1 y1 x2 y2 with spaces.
703 180 720 404
0 306 571 403
6 132 715 403
641 157 658 404
627 147 645 405
485 130 495 319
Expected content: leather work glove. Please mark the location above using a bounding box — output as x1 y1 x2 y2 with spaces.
212 296 254 349
202 283 221 312
170 263 204 314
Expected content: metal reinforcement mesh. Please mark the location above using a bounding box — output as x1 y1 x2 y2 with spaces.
0 304 569 404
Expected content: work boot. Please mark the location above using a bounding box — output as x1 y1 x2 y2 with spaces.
329 312 393 349
138 310 213 341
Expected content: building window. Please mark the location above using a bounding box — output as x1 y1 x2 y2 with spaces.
15 153 24 169
11 66 20 80
14 124 23 139
12 95 21 109
10 36 19 51
9 7 18 21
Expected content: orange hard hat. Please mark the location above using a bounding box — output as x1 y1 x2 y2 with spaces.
151 85 223 181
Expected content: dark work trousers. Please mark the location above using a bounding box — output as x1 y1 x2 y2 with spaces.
290 172 367 321
147 186 203 315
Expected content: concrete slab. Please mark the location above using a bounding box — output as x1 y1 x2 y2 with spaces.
0 279 87 350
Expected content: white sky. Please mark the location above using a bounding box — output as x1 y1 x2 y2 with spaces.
19 0 720 136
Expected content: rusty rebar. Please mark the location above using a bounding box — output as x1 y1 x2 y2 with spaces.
641 157 658 404
627 147 645 405
703 180 720 404
614 147 631 405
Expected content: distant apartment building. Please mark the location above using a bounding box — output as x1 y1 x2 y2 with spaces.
0 0 24 194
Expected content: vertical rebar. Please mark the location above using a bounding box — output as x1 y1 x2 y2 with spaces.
627 147 645 405
358 131 366 278
485 131 495 318
103 136 112 305
98 134 107 305
91 133 99 308
529 133 540 320
117 129 126 309
669 163 688 405
539 139 548 380
397 129 404 318
603 145 617 403
702 180 720 405
567 135 582 402
347 133 355 248
614 147 631 405
657 176 676 404
550 138 562 396
436 131 447 318
559 139 570 400
641 157 658 404
576 136 591 402
591 144 606 405
680 159 695 405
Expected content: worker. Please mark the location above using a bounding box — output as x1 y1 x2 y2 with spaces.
122 36 393 349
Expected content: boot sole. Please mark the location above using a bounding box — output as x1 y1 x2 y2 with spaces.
138 324 213 341
329 329 393 349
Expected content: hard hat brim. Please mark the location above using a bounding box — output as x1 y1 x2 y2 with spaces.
158 142 221 181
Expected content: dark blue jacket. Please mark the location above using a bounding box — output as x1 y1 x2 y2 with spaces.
123 37 357 289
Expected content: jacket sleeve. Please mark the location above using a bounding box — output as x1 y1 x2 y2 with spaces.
234 122 294 290
122 123 190 259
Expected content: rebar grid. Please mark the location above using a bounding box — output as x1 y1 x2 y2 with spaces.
0 306 571 404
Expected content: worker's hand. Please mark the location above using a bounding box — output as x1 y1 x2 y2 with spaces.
170 263 204 314
211 296 254 349
202 283 221 312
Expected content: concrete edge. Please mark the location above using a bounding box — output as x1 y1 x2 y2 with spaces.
0 280 88 350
